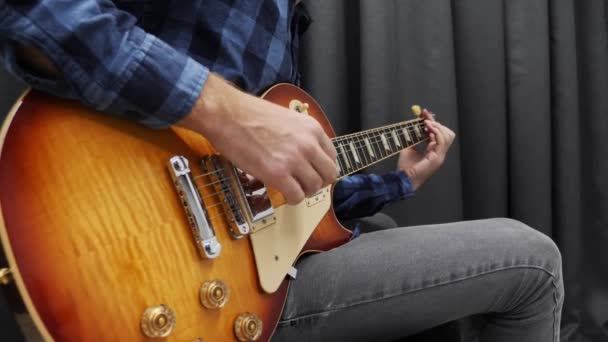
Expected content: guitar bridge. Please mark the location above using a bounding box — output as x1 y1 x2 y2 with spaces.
203 155 276 234
168 156 221 259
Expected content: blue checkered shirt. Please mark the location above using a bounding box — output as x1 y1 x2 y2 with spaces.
0 0 414 221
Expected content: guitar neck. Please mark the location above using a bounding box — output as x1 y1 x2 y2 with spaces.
332 118 428 178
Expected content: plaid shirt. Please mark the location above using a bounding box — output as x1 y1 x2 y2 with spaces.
0 0 305 128
0 0 414 221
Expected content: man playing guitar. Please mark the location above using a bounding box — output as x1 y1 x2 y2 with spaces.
0 1 562 341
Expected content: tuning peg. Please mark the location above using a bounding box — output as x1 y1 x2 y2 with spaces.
411 105 422 117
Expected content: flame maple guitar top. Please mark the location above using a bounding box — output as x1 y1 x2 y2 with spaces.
0 84 352 341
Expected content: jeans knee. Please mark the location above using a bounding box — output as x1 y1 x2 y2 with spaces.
489 219 561 273
493 218 564 301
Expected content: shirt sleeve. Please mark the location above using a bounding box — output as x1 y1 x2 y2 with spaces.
0 1 208 128
332 170 415 221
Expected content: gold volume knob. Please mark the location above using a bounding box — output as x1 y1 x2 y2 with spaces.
200 279 230 309
140 304 176 338
234 312 263 341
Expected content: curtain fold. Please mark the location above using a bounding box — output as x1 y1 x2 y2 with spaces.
300 1 608 341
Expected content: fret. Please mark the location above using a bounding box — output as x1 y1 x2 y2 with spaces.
391 130 402 148
356 137 369 165
364 137 375 158
380 132 390 151
353 138 366 165
406 124 418 144
402 127 412 144
342 141 358 171
394 125 409 148
355 133 376 172
369 132 385 160
348 140 361 164
383 128 398 153
335 153 344 176
337 143 352 171
392 125 409 149
331 118 428 179
414 123 423 139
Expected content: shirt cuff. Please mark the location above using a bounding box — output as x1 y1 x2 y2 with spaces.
104 31 209 128
395 170 415 199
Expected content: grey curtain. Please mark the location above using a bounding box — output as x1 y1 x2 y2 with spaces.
300 1 607 341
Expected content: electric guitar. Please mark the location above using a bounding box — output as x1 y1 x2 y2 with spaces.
0 84 428 341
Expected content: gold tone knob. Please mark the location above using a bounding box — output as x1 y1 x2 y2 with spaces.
200 279 230 309
0 268 12 285
234 312 263 341
140 304 176 338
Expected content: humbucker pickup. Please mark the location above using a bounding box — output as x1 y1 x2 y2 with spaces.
202 155 250 239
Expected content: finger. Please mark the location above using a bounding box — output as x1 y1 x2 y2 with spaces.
433 122 454 151
422 108 436 121
317 129 338 160
443 126 456 144
425 140 438 153
274 175 305 205
318 134 338 170
294 160 325 198
309 145 339 186
403 146 422 158
426 121 445 146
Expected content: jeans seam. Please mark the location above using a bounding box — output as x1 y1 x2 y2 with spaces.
279 264 558 324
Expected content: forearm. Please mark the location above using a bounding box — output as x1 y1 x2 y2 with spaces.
177 73 243 136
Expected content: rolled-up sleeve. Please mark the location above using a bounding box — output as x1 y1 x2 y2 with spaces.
0 0 208 128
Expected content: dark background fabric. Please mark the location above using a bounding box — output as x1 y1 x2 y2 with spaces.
298 1 607 341
0 0 606 341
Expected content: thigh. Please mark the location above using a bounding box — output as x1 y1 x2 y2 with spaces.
341 212 399 233
272 218 562 342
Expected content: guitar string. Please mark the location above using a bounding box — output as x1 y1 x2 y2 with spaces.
333 123 428 170
188 124 428 229
190 123 428 202
332 118 426 142
186 124 429 227
189 121 427 183
190 134 422 214
191 124 427 196
192 168 224 180
200 132 427 226
333 122 426 147
187 121 427 182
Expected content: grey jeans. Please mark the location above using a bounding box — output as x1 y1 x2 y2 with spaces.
272 217 564 342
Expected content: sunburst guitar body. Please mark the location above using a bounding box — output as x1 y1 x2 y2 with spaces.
0 83 427 341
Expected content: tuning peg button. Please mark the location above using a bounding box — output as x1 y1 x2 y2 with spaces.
411 105 422 117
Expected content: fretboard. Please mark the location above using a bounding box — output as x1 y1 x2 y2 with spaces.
332 118 428 178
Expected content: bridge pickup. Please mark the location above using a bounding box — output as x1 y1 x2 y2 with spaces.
168 156 221 259
202 156 250 239
231 167 275 233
